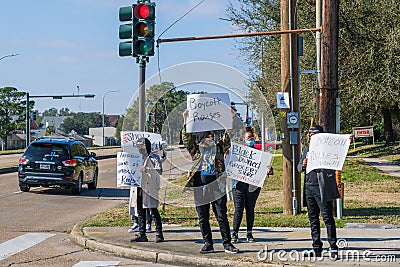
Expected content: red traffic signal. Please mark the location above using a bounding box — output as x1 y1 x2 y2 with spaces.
134 4 155 20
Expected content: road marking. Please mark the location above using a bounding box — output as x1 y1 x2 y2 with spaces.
73 261 120 267
0 233 56 260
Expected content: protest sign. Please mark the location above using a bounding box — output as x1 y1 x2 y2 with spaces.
121 131 163 152
185 93 232 133
226 142 273 187
306 133 351 174
117 152 143 187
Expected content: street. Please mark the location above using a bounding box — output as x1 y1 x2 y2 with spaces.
0 157 179 267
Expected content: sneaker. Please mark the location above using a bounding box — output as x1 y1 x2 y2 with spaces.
155 234 164 243
224 243 239 254
146 223 152 233
329 249 339 260
231 232 238 243
130 235 148 242
246 232 255 243
199 243 214 254
128 223 139 233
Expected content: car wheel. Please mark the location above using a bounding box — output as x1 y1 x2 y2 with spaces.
19 183 30 192
71 173 83 194
88 170 98 190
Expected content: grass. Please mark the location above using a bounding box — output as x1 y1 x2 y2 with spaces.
83 143 400 228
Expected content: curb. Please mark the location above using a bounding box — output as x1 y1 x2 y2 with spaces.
69 223 284 267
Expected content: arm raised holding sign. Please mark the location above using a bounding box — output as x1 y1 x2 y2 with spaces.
181 109 239 254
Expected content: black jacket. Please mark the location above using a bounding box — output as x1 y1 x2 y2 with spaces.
298 147 340 206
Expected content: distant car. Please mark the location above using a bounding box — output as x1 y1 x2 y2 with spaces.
253 140 280 151
18 136 98 194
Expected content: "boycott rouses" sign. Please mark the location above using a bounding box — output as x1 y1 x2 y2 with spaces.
185 93 232 133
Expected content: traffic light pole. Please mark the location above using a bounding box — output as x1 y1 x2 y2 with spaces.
138 57 147 131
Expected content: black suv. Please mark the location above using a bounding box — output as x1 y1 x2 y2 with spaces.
18 137 98 194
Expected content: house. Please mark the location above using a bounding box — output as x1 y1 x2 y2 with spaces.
88 127 117 146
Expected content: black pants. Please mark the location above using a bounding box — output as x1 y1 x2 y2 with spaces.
195 194 231 247
232 182 261 233
136 188 163 237
305 184 338 252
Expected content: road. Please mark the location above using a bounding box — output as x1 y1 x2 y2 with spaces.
0 157 179 267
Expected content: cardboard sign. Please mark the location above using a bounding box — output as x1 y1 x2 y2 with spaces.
185 93 232 133
226 142 273 187
117 152 143 187
121 131 163 153
306 133 351 174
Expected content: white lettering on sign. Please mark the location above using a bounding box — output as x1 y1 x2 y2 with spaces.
306 133 351 174
186 93 232 133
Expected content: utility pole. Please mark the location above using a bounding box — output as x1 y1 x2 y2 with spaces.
281 0 301 215
319 0 339 133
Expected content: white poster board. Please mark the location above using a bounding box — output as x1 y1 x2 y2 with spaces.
186 93 232 133
117 152 143 187
306 133 351 174
226 142 273 187
121 131 163 152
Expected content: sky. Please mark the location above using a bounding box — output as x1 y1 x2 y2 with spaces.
0 0 250 116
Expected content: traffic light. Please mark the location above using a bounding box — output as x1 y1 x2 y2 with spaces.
133 2 155 57
119 5 134 57
118 2 156 58
31 111 37 121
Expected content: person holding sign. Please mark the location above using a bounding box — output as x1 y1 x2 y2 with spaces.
231 128 263 243
130 138 164 243
182 109 239 254
297 125 339 259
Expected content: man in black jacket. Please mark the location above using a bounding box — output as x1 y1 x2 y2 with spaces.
298 125 339 259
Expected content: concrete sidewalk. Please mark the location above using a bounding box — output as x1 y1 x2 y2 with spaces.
70 223 400 266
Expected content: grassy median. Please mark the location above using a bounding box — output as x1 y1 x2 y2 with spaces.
83 142 400 228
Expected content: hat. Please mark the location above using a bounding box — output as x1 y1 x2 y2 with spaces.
309 125 324 133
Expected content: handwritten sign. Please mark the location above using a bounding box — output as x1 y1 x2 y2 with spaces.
186 93 232 133
117 152 143 187
121 131 163 152
226 142 273 187
306 133 351 174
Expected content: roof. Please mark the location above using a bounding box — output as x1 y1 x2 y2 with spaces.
106 115 120 128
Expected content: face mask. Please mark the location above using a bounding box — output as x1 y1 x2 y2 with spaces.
138 148 148 155
246 140 255 147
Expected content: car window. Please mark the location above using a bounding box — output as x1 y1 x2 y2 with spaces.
25 144 69 161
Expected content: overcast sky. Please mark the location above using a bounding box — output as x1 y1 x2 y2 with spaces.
1 0 249 115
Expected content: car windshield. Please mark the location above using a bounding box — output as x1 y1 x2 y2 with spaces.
24 144 70 161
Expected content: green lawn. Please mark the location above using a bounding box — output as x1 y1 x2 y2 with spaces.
84 143 400 228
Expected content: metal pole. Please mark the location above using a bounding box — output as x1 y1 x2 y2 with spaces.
157 28 321 44
138 57 147 131
102 90 118 146
25 93 30 147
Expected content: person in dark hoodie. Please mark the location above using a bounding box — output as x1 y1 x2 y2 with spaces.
298 125 339 259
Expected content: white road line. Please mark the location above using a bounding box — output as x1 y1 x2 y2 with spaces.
0 233 56 260
72 261 121 267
